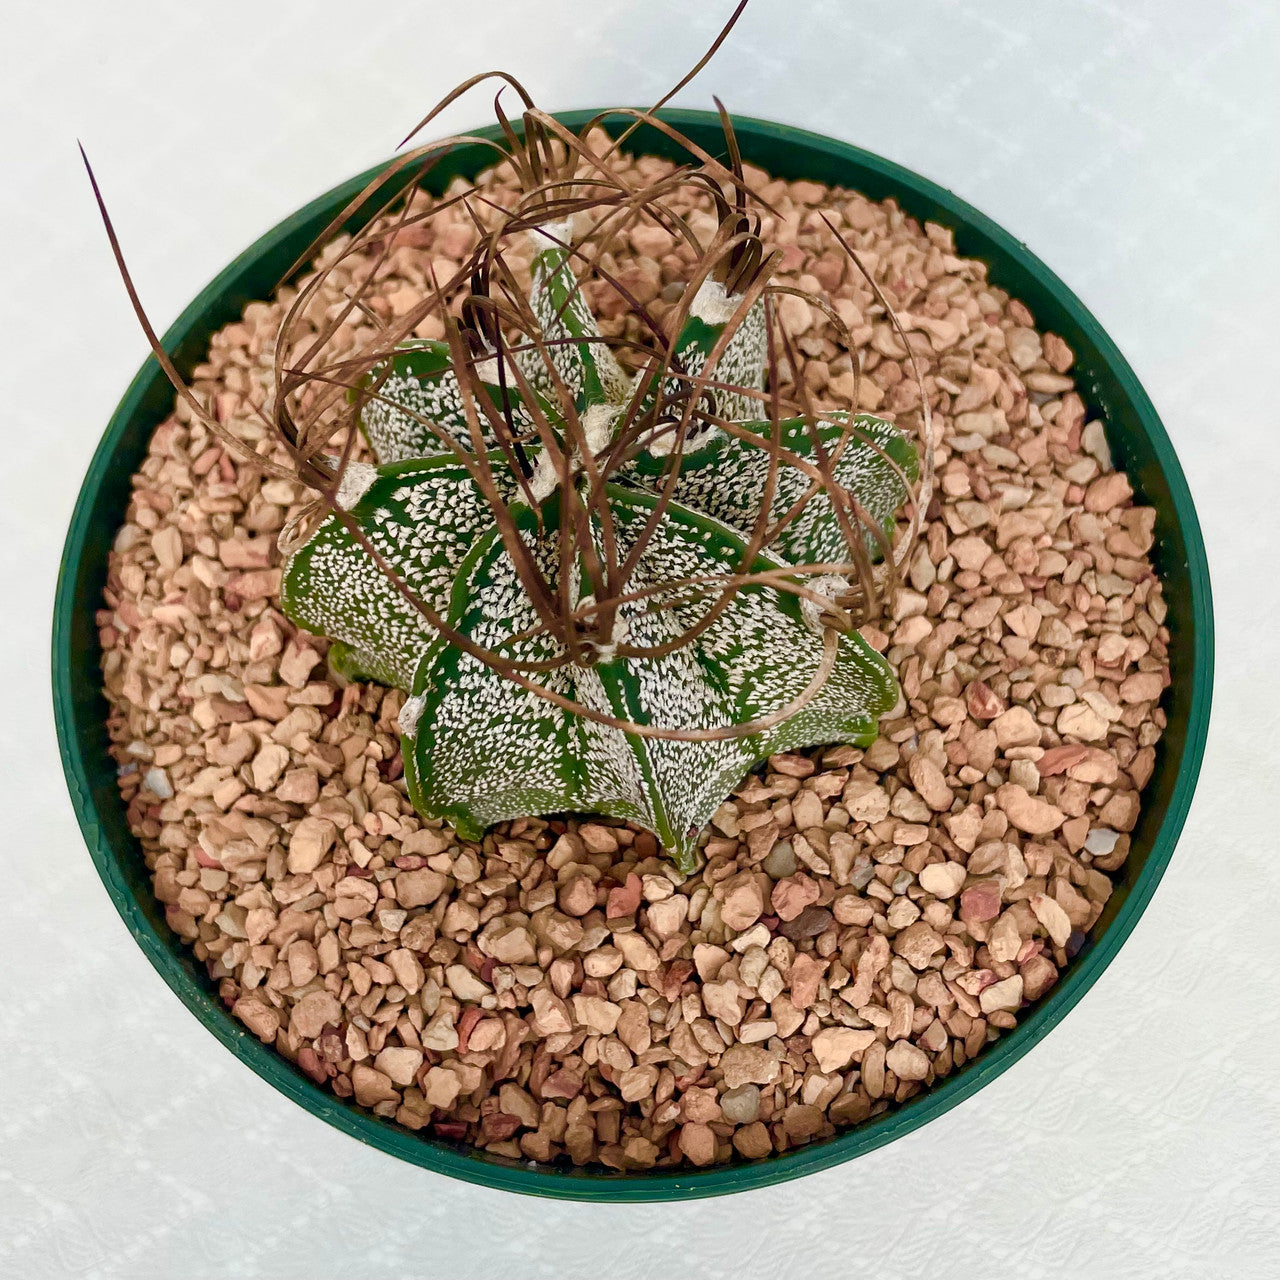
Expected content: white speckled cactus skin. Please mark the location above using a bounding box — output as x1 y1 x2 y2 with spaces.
282 226 917 869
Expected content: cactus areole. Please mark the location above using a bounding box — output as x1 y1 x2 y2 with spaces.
273 120 921 872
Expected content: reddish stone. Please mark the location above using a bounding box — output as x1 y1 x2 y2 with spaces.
606 873 643 919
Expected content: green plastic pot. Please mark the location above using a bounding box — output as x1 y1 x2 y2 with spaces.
53 110 1213 1200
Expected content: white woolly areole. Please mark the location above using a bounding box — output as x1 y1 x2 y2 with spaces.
610 614 630 644
644 418 716 458
523 407 619 505
527 218 573 251
581 402 621 456
397 693 426 738
644 420 679 457
688 278 742 326
800 574 849 635
473 352 520 384
585 607 630 663
336 461 378 510
526 453 561 503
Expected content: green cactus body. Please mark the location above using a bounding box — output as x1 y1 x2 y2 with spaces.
281 225 918 870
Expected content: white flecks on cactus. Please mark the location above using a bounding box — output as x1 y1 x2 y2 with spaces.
282 458 513 690
628 413 917 567
523 232 632 407
658 291 768 427
361 340 543 464
393 491 897 865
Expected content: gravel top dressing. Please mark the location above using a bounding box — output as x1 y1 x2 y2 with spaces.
99 146 1168 1173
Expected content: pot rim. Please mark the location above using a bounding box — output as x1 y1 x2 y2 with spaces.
52 108 1214 1201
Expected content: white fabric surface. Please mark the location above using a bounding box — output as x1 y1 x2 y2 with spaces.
2 1 1277 1276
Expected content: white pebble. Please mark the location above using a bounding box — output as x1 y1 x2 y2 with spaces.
1084 827 1120 855
143 767 173 800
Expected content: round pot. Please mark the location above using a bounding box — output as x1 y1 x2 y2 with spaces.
53 110 1214 1200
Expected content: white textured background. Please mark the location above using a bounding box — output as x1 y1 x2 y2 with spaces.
2 1 1277 1276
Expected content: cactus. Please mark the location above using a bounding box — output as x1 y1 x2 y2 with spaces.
279 195 919 870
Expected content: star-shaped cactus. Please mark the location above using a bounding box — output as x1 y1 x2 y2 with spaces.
83 29 928 877
280 212 918 870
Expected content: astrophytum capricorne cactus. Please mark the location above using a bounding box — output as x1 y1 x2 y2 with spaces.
278 200 919 870
80 4 925 875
